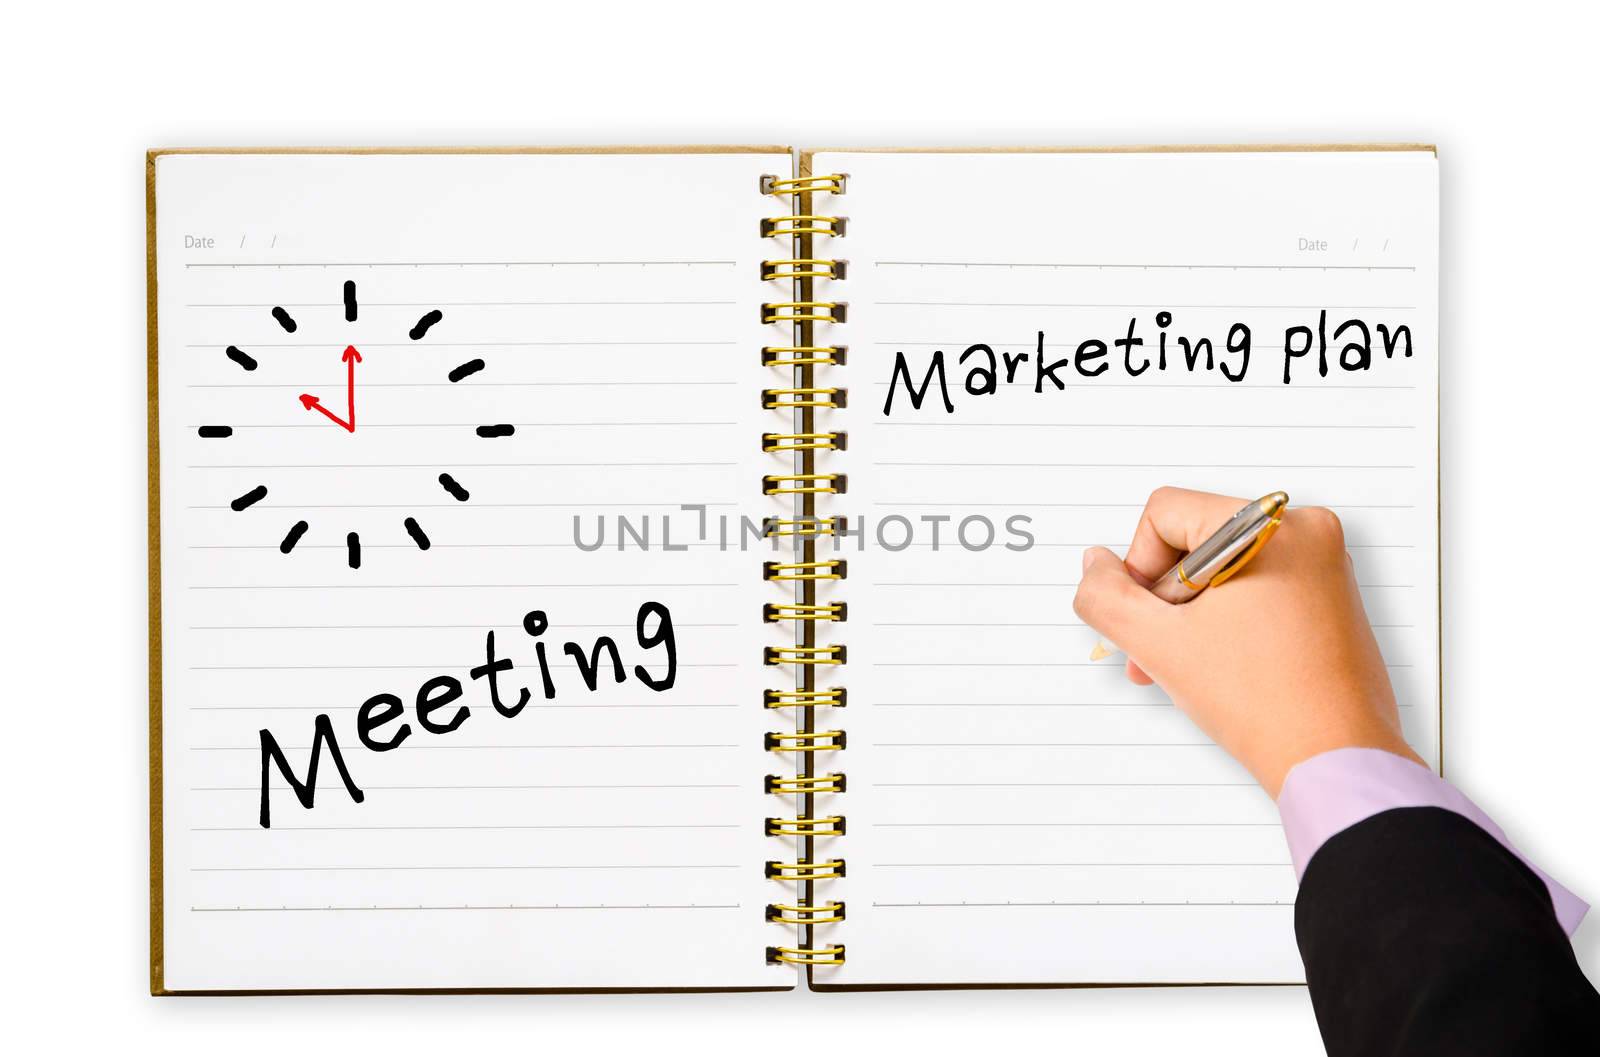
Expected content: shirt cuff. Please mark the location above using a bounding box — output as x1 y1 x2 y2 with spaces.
1276 747 1588 937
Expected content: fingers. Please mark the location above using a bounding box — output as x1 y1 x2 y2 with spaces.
1123 487 1250 584
1072 546 1175 658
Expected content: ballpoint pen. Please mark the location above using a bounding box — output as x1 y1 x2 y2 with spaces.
1088 491 1289 661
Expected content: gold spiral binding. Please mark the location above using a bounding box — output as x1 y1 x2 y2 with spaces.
766 730 846 752
766 816 846 837
765 644 846 666
764 688 846 709
763 517 845 538
766 902 846 925
761 301 848 325
761 432 845 452
761 259 848 282
762 473 847 495
767 944 846 966
764 602 847 623
764 559 846 581
762 387 845 409
762 165 848 971
765 859 846 881
761 346 847 367
765 772 845 793
762 173 848 196
761 215 848 239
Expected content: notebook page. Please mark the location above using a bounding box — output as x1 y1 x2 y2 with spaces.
808 148 1438 985
154 151 793 991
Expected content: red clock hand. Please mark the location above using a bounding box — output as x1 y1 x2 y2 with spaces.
297 345 362 432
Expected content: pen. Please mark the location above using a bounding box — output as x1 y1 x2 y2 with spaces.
1088 491 1289 661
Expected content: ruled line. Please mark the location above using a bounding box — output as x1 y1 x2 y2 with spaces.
874 782 1261 788
187 300 737 307
185 662 735 671
873 742 1217 748
184 260 738 268
876 738 1209 745
872 902 1294 908
186 502 737 509
875 301 1415 310
868 621 1416 627
182 422 738 430
873 822 1278 828
192 904 742 912
188 382 739 390
862 544 1411 552
872 862 1291 869
195 784 741 791
872 621 1088 627
188 623 739 631
866 379 1419 391
875 461 1414 470
192 863 742 873
874 702 1174 709
870 380 1420 393
873 422 1416 430
184 341 737 349
189 461 737 469
867 661 1413 669
867 503 1416 511
187 543 737 551
867 581 1413 588
876 340 1377 350
874 261 1416 272
192 823 738 832
191 743 740 751
188 581 738 590
189 703 741 711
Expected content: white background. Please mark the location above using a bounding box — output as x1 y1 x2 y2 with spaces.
2 2 1595 1054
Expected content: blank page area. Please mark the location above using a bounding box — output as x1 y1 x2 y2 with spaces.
154 151 791 991
809 149 1438 985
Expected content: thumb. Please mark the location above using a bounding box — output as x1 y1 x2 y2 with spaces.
1073 547 1173 656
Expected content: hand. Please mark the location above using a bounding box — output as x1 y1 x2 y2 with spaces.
1071 487 1422 797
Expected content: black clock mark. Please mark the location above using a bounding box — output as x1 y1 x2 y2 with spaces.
439 473 470 502
198 425 233 439
476 424 516 438
271 307 297 333
231 485 268 511
409 309 443 340
448 358 485 382
280 520 309 554
404 517 431 551
225 345 258 371
343 280 358 323
347 532 361 569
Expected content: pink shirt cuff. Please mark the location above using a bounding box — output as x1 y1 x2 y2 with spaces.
1276 747 1588 937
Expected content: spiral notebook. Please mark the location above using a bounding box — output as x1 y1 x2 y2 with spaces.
147 145 1439 993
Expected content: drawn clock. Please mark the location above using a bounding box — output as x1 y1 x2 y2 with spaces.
196 280 514 569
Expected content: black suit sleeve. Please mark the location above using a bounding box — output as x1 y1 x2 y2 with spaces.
1295 806 1600 1056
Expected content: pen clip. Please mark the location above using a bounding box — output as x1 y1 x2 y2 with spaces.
1207 514 1283 588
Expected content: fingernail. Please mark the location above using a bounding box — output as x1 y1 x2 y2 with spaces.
1082 547 1102 573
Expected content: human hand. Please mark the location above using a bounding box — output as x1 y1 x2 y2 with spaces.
1071 487 1421 797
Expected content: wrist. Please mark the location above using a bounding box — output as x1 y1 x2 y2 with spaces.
1257 720 1420 798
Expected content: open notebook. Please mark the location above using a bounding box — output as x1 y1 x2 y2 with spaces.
148 145 1439 993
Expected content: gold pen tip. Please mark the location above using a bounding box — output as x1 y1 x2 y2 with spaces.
1259 491 1290 517
1088 641 1115 662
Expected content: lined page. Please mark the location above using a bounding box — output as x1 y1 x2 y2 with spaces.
155 151 792 991
809 149 1438 985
